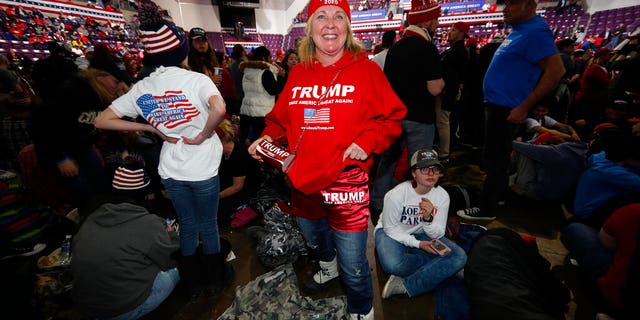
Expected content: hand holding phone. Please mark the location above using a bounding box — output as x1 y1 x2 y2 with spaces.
165 218 178 232
430 239 452 256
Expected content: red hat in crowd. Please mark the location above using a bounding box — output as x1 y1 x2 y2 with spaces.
408 0 441 25
452 21 470 35
466 37 478 48
534 132 562 145
592 122 618 134
307 0 351 22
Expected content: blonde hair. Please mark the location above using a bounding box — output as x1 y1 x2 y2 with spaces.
81 68 129 105
217 119 235 143
298 11 364 66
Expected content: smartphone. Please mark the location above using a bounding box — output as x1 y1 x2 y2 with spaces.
430 239 452 256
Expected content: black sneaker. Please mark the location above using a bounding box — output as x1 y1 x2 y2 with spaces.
456 207 496 221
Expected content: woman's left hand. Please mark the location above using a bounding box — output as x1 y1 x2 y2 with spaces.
343 143 368 161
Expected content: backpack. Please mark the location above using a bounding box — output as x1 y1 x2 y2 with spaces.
442 184 473 216
465 228 571 319
255 202 308 268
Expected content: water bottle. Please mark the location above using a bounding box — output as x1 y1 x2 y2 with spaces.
60 234 72 265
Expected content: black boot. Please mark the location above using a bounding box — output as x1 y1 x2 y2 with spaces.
203 238 234 296
178 254 205 304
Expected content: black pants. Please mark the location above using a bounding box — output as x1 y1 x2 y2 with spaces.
240 115 265 143
479 103 518 215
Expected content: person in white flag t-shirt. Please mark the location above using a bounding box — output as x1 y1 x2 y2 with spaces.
94 0 231 303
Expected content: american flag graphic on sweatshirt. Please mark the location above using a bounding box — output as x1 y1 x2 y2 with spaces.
303 107 330 124
137 91 201 129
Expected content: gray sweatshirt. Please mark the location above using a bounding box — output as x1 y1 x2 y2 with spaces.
71 202 179 318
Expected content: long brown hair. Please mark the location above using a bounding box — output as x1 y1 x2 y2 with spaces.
188 39 220 73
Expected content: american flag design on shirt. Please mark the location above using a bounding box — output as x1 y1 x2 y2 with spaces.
137 91 201 129
303 107 330 124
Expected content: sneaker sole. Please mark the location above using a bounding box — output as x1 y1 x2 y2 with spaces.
381 275 405 299
381 278 394 299
456 212 496 221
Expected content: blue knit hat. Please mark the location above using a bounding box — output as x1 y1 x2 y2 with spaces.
137 0 189 67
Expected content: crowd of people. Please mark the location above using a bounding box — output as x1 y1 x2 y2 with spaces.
0 4 139 57
1 0 639 319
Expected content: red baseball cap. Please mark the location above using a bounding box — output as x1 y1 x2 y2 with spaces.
308 0 351 22
534 132 562 145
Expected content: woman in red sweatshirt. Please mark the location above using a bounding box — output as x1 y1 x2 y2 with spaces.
248 1 406 319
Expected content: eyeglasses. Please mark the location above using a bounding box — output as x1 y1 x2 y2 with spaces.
417 166 441 175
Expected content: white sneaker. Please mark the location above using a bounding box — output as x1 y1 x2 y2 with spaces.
304 256 339 293
382 275 407 299
348 307 374 320
456 207 496 221
312 256 339 284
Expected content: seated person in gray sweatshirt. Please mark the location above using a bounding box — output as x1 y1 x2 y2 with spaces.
71 197 180 319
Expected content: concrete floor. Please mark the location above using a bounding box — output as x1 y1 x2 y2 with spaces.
2 146 596 320
141 146 588 320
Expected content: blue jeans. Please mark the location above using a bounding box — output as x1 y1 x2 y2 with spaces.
371 120 435 210
375 229 467 297
109 268 180 320
162 176 220 256
564 223 613 289
435 277 470 320
296 216 373 314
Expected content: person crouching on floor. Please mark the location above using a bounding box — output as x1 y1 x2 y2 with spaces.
71 195 180 319
375 150 467 299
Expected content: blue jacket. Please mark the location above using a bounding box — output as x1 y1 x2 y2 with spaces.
573 151 640 217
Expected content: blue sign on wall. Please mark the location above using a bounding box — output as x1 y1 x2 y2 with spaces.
351 9 388 22
442 0 485 14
